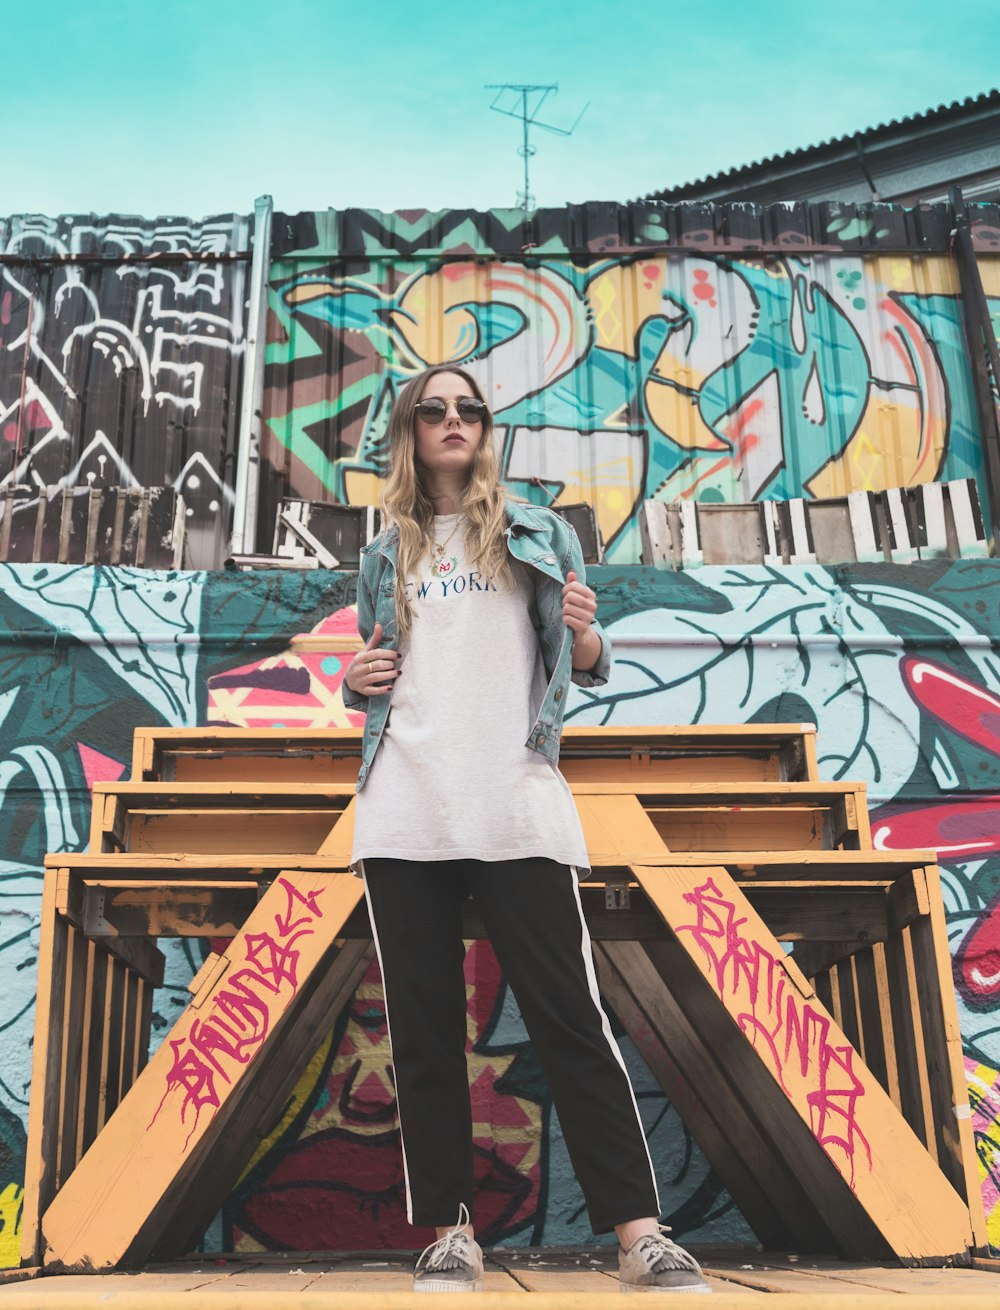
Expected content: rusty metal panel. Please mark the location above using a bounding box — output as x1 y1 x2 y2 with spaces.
0 213 251 567
263 204 998 563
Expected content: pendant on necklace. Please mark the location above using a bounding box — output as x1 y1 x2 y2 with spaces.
431 554 457 578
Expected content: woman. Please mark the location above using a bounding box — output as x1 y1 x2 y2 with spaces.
341 365 709 1295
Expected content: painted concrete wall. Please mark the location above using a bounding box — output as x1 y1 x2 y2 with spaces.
3 560 1000 1262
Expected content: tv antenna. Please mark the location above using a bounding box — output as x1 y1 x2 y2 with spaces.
485 83 588 212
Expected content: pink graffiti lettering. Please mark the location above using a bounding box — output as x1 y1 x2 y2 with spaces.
150 1037 224 1150
243 930 304 992
150 877 326 1146
189 974 273 1071
677 877 872 1188
274 875 325 935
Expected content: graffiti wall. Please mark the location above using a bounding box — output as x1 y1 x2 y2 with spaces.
263 205 1000 563
5 204 998 571
4 559 1000 1262
0 214 250 568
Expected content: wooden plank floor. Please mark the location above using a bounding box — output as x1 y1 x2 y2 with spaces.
3 1249 999 1305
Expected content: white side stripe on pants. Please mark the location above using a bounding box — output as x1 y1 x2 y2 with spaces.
362 869 416 1225
567 864 661 1214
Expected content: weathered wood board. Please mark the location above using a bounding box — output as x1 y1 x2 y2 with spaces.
40 870 366 1271
630 862 976 1263
132 722 819 785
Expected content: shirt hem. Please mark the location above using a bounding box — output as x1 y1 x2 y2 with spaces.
350 846 591 877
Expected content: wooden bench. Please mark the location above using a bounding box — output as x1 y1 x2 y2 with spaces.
89 783 355 854
90 778 865 855
45 847 970 1208
21 723 987 1274
132 723 820 786
40 848 914 945
27 849 984 1271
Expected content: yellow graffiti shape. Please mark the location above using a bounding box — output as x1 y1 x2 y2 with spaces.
806 388 946 498
555 455 642 548
286 280 339 307
587 260 666 357
343 470 384 506
394 266 484 366
970 1060 1000 1250
644 375 727 452
0 1183 22 1269
978 257 1000 298
869 254 961 296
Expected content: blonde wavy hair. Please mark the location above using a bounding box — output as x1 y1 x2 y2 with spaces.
379 365 520 638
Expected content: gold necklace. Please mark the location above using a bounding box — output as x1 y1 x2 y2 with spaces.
432 514 465 559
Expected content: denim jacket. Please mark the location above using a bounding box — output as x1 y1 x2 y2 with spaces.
342 499 612 791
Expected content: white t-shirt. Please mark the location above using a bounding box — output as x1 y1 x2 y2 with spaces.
350 512 590 873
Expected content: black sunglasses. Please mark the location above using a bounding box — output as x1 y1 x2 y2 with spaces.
415 397 488 425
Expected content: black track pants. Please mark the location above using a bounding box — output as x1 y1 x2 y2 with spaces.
362 856 660 1233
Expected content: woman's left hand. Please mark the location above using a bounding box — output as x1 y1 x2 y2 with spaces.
562 570 597 636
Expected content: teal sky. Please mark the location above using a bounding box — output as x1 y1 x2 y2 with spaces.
6 0 999 219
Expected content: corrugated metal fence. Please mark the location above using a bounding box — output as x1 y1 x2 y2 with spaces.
0 213 250 568
3 201 999 566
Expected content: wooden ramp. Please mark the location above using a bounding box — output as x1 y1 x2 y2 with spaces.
20 725 987 1273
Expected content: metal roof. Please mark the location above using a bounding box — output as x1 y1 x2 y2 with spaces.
646 88 1000 202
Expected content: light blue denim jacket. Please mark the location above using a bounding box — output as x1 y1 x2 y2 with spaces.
342 499 612 791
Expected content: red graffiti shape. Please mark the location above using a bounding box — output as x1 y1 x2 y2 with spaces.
956 891 1000 1007
880 656 1000 1005
678 878 871 1187
901 655 1000 756
866 658 1000 853
872 797 1000 859
872 656 1000 858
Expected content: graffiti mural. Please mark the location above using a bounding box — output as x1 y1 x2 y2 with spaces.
5 204 997 570
0 215 250 567
264 209 999 564
5 559 1000 1260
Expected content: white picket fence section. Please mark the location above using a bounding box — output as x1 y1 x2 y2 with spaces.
639 479 989 569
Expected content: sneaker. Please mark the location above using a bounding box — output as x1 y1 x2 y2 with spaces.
618 1227 711 1294
414 1203 484 1293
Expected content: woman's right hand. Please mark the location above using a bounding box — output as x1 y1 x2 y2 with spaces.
345 623 402 697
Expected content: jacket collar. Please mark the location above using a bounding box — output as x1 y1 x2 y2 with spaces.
504 497 548 532
370 496 546 559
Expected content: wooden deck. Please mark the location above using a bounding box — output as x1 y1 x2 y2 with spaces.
4 1249 1000 1306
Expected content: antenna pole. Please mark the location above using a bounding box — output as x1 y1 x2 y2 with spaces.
485 82 589 212
522 88 531 211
